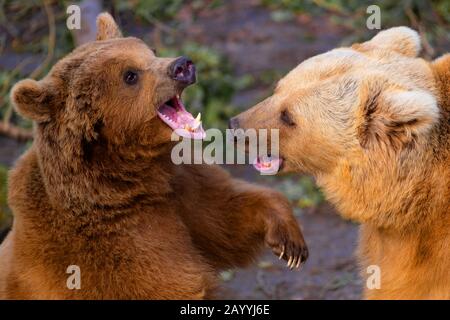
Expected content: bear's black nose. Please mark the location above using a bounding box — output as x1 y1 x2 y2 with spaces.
169 56 196 85
228 117 240 129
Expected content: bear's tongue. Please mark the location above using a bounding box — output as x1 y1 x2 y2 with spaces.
157 95 206 140
253 156 283 174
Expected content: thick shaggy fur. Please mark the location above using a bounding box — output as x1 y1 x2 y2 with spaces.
0 13 308 299
233 28 449 299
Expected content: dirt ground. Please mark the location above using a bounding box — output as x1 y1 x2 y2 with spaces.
0 0 363 299
219 165 362 300
221 209 361 300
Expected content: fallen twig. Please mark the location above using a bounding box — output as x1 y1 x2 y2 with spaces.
0 122 33 141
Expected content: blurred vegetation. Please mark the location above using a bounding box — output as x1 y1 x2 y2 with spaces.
268 175 325 210
113 0 185 21
262 0 449 52
112 0 224 22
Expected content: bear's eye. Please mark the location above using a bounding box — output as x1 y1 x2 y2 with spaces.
123 70 139 85
280 110 296 127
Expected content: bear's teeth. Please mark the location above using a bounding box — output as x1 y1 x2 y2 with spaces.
184 121 201 132
262 162 271 168
163 115 176 125
191 113 201 130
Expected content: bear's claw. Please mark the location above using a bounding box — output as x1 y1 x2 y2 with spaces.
267 229 308 271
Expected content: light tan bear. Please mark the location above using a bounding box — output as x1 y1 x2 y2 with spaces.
231 27 449 299
0 13 308 299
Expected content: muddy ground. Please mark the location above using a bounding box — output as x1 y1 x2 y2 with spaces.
0 0 362 299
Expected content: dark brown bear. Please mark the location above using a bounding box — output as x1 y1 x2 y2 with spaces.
0 13 307 299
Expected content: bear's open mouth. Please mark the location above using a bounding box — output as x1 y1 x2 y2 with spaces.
157 95 206 140
253 155 283 174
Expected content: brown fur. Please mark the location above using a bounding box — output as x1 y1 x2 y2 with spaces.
0 13 308 299
232 27 449 299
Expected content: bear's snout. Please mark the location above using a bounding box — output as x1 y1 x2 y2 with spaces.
168 56 196 86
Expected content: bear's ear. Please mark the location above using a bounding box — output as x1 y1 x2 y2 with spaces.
11 79 55 122
353 27 421 57
96 12 122 41
357 85 439 149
